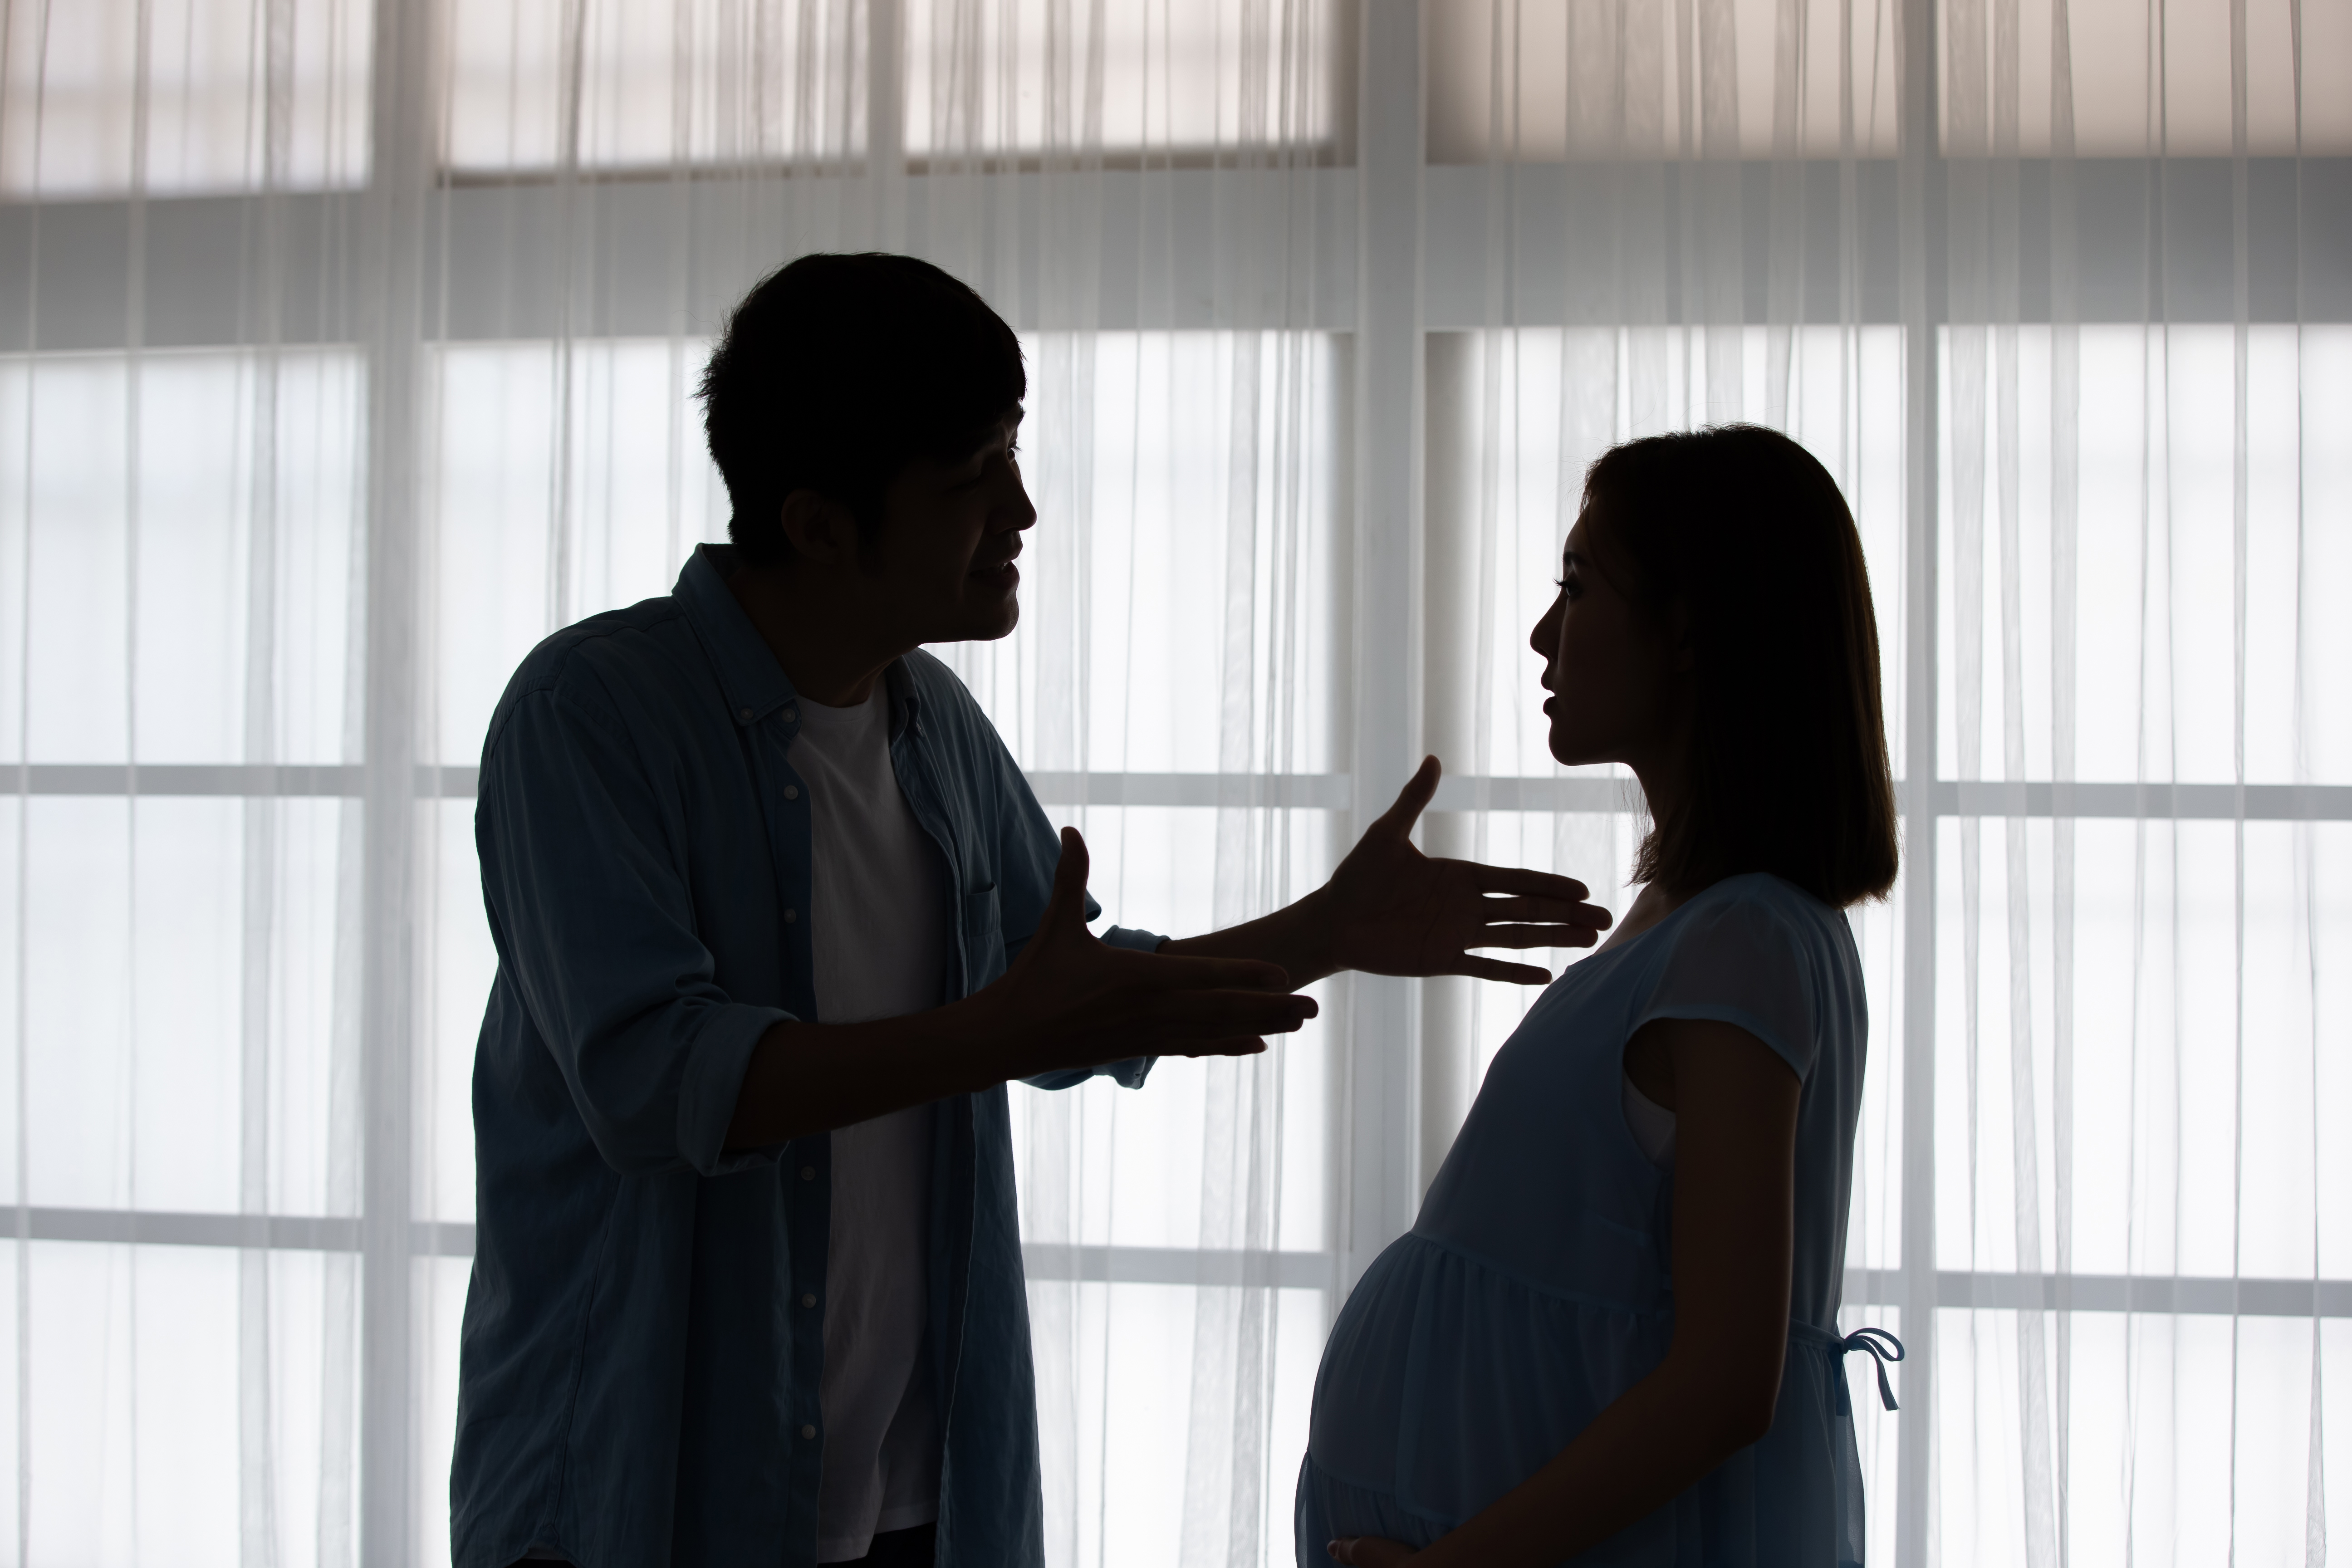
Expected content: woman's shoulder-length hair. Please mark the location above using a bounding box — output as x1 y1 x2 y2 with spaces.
1584 424 1898 909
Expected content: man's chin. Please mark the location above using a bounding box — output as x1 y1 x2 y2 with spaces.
937 595 1019 645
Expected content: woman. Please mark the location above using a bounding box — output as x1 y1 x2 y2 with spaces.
1303 425 1903 1568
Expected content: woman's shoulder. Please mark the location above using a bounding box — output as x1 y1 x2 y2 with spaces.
1637 873 1862 1077
1676 872 1854 952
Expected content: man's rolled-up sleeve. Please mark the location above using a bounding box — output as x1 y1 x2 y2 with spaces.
479 683 788 1177
983 727 1161 1093
1014 923 1164 1093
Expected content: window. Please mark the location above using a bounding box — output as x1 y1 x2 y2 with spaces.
3 1 2342 1563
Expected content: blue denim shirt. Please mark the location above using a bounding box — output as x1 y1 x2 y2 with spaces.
451 544 1161 1568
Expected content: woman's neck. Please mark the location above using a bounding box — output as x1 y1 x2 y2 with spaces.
1594 878 1692 954
1587 747 1695 953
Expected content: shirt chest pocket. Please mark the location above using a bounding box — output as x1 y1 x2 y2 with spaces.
960 878 1004 991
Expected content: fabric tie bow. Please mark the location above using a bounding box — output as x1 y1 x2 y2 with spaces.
1837 1326 1905 1411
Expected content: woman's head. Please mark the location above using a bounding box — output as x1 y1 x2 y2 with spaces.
1528 424 1897 908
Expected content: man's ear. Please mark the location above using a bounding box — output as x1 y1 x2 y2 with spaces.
777 489 859 566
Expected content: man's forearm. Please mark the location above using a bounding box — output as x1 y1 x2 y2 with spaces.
1158 890 1338 988
724 996 1020 1150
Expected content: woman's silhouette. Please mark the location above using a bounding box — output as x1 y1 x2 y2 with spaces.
1302 425 1903 1568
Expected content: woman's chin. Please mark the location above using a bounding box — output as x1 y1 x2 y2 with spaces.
1544 728 1600 769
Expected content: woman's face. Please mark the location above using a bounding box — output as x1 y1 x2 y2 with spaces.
1528 508 1687 769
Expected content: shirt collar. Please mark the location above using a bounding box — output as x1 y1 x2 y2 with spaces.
675 543 924 740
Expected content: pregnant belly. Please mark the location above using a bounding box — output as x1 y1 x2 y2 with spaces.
1307 1231 1673 1528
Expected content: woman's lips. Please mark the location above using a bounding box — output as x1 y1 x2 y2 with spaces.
972 561 1020 593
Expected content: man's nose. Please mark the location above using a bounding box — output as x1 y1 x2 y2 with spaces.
998 474 1038 531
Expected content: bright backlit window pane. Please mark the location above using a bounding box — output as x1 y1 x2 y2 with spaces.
0 349 363 768
1937 325 2352 786
1429 0 2352 161
905 0 1344 159
430 338 729 767
1940 0 2352 155
0 0 370 196
441 0 865 173
1426 0 1904 162
946 332 1346 779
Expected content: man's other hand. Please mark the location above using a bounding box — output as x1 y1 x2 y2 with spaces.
976 827 1318 1074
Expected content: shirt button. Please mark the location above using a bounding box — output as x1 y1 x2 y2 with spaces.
784 785 799 800
738 706 754 723
801 1424 817 1440
784 907 798 923
782 706 798 723
802 1293 816 1308
801 1166 816 1181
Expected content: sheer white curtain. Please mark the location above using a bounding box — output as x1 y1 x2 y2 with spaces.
3 1 2345 1566
1426 2 2350 1566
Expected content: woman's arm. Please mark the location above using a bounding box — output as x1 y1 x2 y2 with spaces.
1330 1017 1800 1568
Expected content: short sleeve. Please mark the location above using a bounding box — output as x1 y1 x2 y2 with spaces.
1636 887 1819 1080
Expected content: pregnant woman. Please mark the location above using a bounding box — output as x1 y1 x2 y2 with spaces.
1305 425 1903 1568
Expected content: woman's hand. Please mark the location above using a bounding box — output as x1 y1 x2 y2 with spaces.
1315 756 1612 983
1328 1538 1417 1567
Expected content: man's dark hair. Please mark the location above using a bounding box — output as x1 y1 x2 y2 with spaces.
1583 424 1899 909
699 253 1025 565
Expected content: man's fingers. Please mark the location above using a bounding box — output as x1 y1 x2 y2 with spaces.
1371 755 1442 838
1472 894 1613 927
1162 1035 1272 1059
1130 951 1295 994
1045 826 1091 925
1466 922 1602 949
1469 863 1597 907
1155 990 1320 1032
1455 954 1554 985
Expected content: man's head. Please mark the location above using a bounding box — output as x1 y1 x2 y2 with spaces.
699 254 1033 642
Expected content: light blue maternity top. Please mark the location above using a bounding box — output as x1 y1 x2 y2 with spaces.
1298 872 1897 1568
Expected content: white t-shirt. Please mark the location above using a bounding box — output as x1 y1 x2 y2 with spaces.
789 683 950 1563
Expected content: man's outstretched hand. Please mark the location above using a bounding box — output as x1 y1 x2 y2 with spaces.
1160 756 1613 989
974 827 1318 1076
1313 756 1612 985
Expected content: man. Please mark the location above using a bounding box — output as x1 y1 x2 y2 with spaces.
451 253 1607 1568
